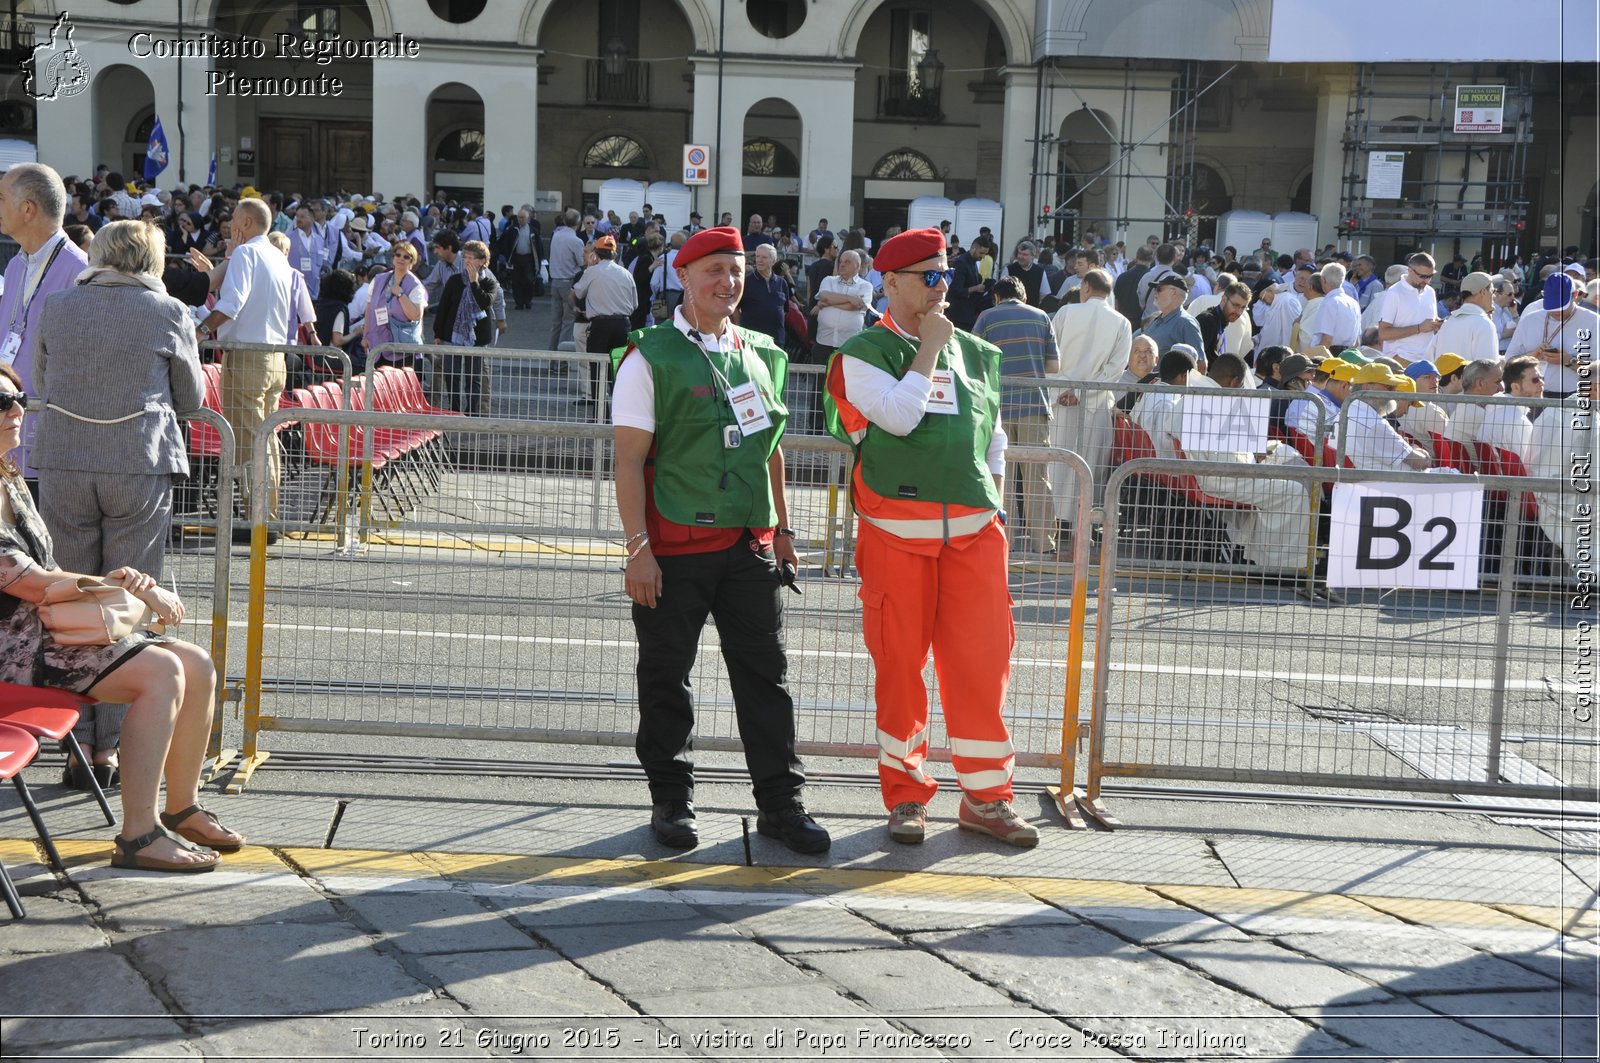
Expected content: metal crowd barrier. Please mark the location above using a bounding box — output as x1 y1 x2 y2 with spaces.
1332 391 1569 469
227 406 1097 795
165 409 237 767
1089 460 1590 813
200 340 354 402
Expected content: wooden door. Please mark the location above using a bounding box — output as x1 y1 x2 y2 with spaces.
259 119 316 198
321 124 371 197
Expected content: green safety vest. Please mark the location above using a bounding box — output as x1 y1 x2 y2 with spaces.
825 325 1002 509
621 323 789 528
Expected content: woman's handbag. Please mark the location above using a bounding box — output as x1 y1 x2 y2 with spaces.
382 274 424 345
38 577 160 646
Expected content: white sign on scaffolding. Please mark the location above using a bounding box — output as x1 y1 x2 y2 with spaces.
1366 152 1406 199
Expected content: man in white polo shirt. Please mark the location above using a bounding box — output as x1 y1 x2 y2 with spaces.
1312 262 1361 350
1430 271 1501 364
1506 273 1599 398
1377 252 1442 364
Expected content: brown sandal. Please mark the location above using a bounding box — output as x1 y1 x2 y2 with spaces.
111 825 218 873
159 804 245 853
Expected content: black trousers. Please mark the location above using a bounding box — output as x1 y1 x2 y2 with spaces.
586 316 631 398
510 253 536 308
632 536 805 810
438 346 485 414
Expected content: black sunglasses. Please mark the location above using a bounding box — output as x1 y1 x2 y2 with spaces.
0 393 29 412
891 268 955 288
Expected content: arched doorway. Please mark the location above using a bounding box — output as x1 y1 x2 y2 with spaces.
92 65 155 181
741 98 801 235
852 1 1013 233
1055 108 1116 246
213 1 375 194
427 84 485 204
535 0 697 213
862 147 942 245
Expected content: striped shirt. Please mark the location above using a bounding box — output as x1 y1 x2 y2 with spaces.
972 299 1055 418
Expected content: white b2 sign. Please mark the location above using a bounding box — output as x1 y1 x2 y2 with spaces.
1326 482 1485 590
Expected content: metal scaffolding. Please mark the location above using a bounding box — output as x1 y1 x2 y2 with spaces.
1027 59 1235 247
1339 63 1535 262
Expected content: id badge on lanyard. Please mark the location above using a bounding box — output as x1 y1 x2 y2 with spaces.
727 380 773 436
925 368 960 415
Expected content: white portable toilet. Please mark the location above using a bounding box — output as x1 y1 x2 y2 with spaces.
0 139 37 172
953 198 1003 247
1214 210 1273 255
1269 212 1321 253
906 195 958 234
644 182 693 232
597 179 647 225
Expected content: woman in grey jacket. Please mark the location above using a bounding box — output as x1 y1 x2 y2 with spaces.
30 219 205 787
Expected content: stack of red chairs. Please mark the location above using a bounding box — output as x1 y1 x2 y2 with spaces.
0 683 111 919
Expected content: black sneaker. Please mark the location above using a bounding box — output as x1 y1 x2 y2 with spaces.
756 804 831 854
650 800 698 849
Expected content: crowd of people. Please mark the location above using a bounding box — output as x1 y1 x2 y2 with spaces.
0 156 1591 866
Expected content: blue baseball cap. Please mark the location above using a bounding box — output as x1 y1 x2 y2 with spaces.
1403 359 1439 379
1544 273 1574 308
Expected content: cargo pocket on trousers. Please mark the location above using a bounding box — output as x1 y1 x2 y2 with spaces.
858 587 886 662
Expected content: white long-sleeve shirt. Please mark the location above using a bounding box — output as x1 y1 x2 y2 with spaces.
840 356 1007 473
1430 302 1499 364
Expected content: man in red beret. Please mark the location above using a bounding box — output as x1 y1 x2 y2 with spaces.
608 226 829 855
823 227 1039 848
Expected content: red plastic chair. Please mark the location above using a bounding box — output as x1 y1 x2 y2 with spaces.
0 683 113 826
0 721 68 919
1475 443 1540 520
188 364 225 459
1433 433 1477 473
1170 442 1256 511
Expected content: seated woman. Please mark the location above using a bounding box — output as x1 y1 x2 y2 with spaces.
0 364 240 872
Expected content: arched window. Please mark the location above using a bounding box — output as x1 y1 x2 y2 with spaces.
870 149 937 181
132 112 155 145
435 128 485 163
585 134 648 169
1189 163 1233 217
743 138 799 177
1289 172 1313 215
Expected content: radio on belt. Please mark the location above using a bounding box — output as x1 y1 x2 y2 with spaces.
722 424 741 449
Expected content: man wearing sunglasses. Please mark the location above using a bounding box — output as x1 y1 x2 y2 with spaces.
1377 252 1442 364
823 228 1038 849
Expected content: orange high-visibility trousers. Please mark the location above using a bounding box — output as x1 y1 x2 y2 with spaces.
855 518 1016 810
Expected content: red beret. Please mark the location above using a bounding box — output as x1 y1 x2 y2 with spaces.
676 226 744 267
874 227 947 273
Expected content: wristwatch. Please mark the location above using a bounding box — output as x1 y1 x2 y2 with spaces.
777 527 797 538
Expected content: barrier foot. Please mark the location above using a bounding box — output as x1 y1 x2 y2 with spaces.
223 751 272 795
204 747 240 786
1075 793 1121 831
1046 785 1089 829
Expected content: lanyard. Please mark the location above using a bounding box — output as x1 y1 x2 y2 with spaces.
686 325 741 405
1541 311 1568 351
8 238 66 335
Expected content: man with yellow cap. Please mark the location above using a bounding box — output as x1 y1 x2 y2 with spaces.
1286 357 1355 443
1344 363 1430 470
610 226 829 856
823 227 1038 848
1435 352 1468 394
